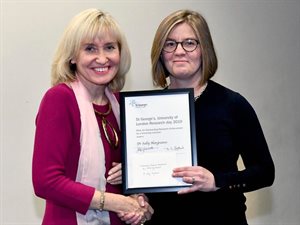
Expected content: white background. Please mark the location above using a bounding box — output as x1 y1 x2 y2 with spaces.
1 0 299 224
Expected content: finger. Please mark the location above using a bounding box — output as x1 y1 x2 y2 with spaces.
108 172 122 181
107 177 122 185
107 170 122 181
180 176 196 185
172 170 194 178
129 214 143 225
121 212 139 223
137 195 145 207
148 205 154 215
107 181 121 185
112 161 120 166
117 211 125 217
144 211 152 221
108 163 121 175
142 204 154 220
177 186 198 194
173 166 196 172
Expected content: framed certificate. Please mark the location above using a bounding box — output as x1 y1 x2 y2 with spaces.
120 88 198 194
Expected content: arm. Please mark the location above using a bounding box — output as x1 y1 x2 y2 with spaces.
172 93 275 194
89 191 147 214
32 86 94 214
214 94 275 192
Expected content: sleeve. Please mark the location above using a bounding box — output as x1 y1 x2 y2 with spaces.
215 94 275 192
32 86 95 214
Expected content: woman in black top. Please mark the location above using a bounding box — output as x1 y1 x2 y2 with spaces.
146 9 275 225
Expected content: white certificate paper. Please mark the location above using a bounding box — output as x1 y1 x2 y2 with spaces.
120 89 197 193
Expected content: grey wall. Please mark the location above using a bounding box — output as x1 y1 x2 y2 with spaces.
1 0 299 224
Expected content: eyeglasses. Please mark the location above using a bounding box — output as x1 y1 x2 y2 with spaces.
163 39 199 53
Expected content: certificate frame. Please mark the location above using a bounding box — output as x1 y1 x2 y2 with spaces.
120 88 197 194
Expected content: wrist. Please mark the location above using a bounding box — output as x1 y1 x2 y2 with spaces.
99 191 105 211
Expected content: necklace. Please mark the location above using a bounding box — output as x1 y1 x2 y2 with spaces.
194 82 208 101
94 103 119 149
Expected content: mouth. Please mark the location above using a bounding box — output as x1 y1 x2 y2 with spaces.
94 67 109 72
173 61 189 66
174 59 188 62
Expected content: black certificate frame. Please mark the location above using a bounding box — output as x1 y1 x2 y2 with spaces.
120 88 197 194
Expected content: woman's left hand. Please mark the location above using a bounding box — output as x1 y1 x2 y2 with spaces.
107 162 122 185
172 166 219 194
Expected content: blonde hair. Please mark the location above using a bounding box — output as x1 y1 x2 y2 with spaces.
51 8 131 91
151 9 218 88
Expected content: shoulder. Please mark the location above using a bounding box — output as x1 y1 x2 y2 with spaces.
43 83 74 100
38 83 78 114
41 83 76 104
206 80 257 118
207 80 238 97
207 80 250 106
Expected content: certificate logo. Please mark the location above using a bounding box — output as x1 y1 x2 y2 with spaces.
129 100 148 108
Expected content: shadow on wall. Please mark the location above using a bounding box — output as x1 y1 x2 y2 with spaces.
245 187 274 219
238 157 274 220
33 195 45 218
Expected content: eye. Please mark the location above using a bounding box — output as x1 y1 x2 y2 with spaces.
104 43 118 52
184 39 197 46
164 40 176 47
85 44 97 52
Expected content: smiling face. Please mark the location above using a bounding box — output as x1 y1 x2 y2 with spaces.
162 22 202 86
72 33 120 90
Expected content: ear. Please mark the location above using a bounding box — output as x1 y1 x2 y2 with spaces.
71 59 76 64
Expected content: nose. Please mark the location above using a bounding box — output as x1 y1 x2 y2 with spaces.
95 51 108 64
174 43 186 54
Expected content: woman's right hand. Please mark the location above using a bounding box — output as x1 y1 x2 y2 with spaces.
117 194 153 225
90 191 152 225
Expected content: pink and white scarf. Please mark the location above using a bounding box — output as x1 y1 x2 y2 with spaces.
70 79 120 225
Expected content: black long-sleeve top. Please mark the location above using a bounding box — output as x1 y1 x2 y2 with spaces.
147 80 275 225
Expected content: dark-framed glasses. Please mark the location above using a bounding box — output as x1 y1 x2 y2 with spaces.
163 39 199 53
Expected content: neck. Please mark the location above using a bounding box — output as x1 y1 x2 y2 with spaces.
76 74 107 105
194 82 208 97
169 77 206 97
92 95 108 106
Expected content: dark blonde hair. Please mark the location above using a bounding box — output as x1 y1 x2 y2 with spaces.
51 8 131 91
151 9 218 88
